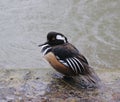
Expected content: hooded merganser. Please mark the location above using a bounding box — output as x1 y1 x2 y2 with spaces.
39 32 100 88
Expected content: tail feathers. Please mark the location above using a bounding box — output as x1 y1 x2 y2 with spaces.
72 69 101 89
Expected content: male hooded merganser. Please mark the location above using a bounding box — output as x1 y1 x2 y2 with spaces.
39 32 100 88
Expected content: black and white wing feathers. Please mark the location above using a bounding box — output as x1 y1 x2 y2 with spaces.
56 56 86 75
51 43 100 88
52 43 89 75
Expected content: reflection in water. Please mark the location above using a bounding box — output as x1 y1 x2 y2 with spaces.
0 0 119 69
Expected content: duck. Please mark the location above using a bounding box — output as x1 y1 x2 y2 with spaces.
38 32 100 88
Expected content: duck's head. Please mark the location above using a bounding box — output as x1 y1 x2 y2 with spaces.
39 32 68 47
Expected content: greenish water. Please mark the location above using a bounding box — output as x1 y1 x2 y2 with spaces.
0 0 120 69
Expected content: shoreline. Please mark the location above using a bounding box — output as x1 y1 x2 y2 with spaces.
0 68 120 101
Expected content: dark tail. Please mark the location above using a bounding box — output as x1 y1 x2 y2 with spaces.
72 67 101 89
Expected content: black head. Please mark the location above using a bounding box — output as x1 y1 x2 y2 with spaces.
39 32 68 47
47 32 68 46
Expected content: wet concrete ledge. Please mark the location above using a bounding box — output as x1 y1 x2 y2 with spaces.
0 68 120 102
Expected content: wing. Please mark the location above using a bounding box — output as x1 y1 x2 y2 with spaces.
57 56 86 74
52 43 89 75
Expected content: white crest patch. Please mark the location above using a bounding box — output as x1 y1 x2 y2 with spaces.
56 35 66 42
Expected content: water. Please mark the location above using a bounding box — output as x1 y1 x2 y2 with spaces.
0 0 120 69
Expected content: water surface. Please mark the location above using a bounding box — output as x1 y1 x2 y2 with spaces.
0 0 120 69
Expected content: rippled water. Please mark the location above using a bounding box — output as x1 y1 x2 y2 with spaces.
0 0 120 69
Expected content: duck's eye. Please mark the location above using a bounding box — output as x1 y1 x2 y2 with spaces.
52 37 55 41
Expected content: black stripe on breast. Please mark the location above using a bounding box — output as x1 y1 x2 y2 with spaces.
41 44 52 55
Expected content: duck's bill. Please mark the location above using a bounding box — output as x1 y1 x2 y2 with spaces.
38 42 48 47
